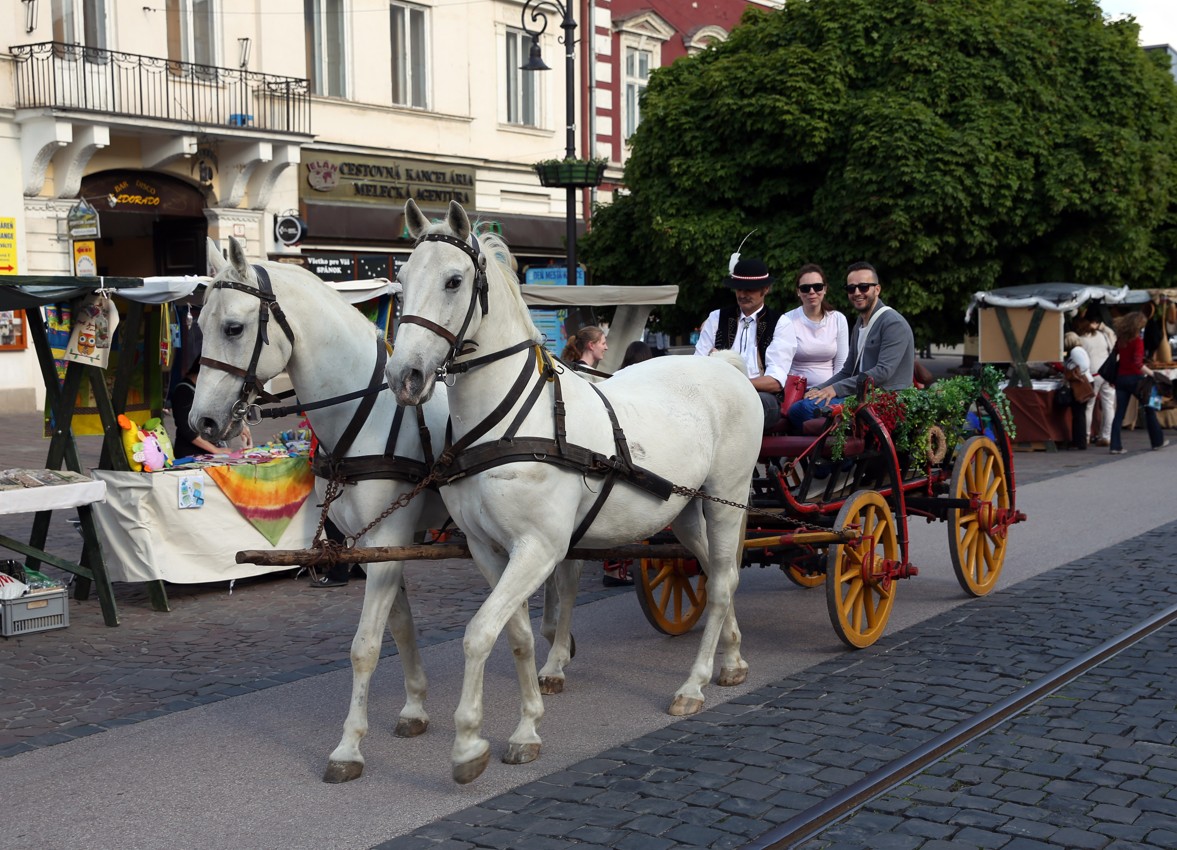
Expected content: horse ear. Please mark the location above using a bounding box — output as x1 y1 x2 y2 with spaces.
227 236 252 281
206 238 227 275
404 199 430 240
445 200 472 242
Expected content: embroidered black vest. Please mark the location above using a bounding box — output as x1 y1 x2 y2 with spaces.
715 305 782 373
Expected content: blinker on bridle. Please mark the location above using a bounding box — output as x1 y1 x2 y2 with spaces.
396 231 489 380
199 264 296 425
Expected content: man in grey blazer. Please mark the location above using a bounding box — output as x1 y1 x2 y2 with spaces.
788 261 914 428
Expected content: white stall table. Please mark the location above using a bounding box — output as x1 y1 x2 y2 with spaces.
91 458 318 584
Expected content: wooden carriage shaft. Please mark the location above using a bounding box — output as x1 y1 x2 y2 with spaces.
237 530 862 567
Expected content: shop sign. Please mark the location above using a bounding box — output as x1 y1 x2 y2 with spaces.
73 240 97 277
301 152 476 207
302 253 355 282
274 214 307 246
0 218 16 274
67 199 101 239
525 266 585 286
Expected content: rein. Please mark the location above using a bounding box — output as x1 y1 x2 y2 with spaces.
200 265 296 424
396 231 489 380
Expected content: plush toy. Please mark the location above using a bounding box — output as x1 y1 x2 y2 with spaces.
118 414 145 472
118 414 172 472
142 417 175 468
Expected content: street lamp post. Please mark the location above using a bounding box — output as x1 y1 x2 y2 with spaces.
520 0 578 288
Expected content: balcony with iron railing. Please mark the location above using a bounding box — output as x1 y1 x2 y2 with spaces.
10 42 311 136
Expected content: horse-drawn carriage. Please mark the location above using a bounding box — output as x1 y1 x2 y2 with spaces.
200 199 1025 784
635 376 1024 649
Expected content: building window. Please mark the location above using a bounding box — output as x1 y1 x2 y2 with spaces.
506 30 537 127
305 0 347 97
390 2 427 108
166 0 217 71
53 0 107 51
624 46 650 140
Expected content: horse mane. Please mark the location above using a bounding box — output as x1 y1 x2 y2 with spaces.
209 254 380 345
417 216 543 345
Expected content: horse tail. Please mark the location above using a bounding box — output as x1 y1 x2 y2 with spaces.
709 350 746 374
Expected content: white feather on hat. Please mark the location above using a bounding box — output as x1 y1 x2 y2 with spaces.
728 230 758 275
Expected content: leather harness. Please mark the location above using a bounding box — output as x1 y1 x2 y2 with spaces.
401 232 675 545
200 264 433 488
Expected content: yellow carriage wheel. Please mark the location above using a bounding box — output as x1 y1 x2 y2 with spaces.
634 513 746 636
635 558 708 636
784 560 826 588
948 436 1010 597
826 490 899 649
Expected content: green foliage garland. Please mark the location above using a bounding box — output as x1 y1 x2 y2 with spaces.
829 366 1014 462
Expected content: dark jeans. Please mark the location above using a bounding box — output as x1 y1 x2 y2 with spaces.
786 396 843 433
759 391 782 432
1111 374 1165 451
1069 401 1087 449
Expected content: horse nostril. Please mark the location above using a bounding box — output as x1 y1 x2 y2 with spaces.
197 417 219 437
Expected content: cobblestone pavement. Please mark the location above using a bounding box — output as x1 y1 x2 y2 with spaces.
3 407 1175 849
374 523 1177 850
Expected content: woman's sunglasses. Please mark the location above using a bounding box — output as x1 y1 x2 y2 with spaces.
845 283 877 294
798 283 826 294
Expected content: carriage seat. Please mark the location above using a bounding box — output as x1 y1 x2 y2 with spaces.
762 433 866 459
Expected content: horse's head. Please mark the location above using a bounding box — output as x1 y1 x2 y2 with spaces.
191 236 296 444
387 199 488 406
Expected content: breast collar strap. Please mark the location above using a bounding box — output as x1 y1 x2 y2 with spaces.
398 232 489 379
200 265 297 423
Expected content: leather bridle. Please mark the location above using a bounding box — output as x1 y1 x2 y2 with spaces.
199 264 296 425
396 232 488 380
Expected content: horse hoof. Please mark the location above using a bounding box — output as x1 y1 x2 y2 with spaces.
503 742 541 765
538 676 564 695
669 695 704 716
394 717 429 738
452 748 491 785
323 760 364 784
717 665 749 687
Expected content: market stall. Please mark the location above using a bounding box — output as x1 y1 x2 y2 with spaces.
0 273 397 619
966 283 1148 449
91 453 316 584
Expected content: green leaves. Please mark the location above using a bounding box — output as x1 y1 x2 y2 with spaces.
581 0 1177 346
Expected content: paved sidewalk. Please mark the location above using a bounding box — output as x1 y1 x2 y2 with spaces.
375 522 1177 850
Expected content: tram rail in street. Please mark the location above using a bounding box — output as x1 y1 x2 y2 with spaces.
745 601 1177 850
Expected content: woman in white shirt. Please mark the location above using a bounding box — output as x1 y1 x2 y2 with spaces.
784 264 849 431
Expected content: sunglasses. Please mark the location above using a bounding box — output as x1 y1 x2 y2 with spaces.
798 283 826 294
845 283 878 294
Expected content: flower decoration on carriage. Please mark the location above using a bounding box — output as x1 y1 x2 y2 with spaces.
828 366 1014 464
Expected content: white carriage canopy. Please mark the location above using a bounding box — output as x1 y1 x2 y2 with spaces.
964 282 1148 323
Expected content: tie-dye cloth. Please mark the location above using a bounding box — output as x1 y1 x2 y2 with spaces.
206 457 315 545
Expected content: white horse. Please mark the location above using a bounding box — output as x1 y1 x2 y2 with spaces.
191 237 580 784
387 199 764 784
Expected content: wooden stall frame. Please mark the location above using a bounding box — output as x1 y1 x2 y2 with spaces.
2 277 173 623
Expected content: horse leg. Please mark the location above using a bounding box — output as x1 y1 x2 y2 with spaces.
325 563 424 782
537 558 580 695
452 544 553 784
667 508 744 716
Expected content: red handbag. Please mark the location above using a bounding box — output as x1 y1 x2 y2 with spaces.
781 374 807 413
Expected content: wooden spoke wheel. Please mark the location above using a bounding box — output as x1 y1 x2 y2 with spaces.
948 436 1010 597
635 514 746 636
784 558 826 588
635 557 707 636
826 490 899 649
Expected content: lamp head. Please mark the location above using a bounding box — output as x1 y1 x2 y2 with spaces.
520 36 550 72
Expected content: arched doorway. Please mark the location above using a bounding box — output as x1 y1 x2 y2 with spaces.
78 171 208 277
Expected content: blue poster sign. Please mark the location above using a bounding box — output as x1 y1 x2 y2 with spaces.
524 265 585 356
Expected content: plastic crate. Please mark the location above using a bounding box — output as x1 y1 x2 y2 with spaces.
1 588 69 637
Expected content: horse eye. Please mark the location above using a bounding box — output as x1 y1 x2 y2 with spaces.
445 275 462 291
225 322 244 338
